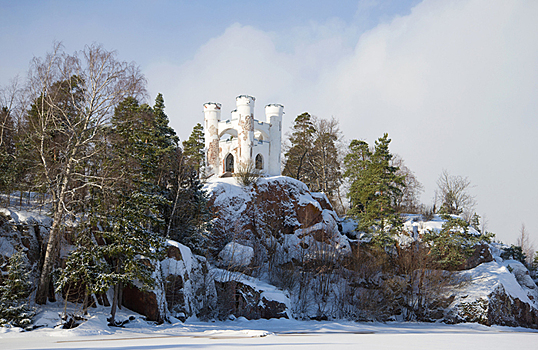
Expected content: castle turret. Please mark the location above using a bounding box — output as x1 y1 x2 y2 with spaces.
236 95 255 168
265 104 284 176
202 95 283 178
203 102 221 174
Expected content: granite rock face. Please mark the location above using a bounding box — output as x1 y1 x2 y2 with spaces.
444 261 538 328
206 176 351 268
212 268 290 320
122 241 217 322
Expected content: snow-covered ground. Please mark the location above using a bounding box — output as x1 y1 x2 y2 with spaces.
1 305 537 350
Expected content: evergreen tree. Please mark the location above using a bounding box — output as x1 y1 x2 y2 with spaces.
77 96 171 324
283 114 344 200
0 106 17 194
55 217 109 313
0 251 35 329
423 215 493 270
501 245 527 265
167 162 212 255
99 191 165 325
283 113 316 185
182 123 205 174
152 93 179 188
344 134 405 247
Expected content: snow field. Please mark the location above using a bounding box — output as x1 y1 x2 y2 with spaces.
1 314 537 350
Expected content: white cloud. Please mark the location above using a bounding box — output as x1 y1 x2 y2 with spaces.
147 0 538 244
320 0 538 243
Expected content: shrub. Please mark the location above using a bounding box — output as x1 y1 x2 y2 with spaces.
234 161 262 187
501 245 527 265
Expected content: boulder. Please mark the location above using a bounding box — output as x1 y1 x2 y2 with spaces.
213 268 290 320
122 285 162 323
465 244 494 269
121 241 217 322
445 261 538 328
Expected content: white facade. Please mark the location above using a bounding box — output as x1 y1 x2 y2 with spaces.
203 95 283 177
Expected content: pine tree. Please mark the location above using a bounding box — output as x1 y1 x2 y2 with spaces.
182 123 205 174
344 134 405 247
283 113 316 186
423 215 493 270
0 251 35 329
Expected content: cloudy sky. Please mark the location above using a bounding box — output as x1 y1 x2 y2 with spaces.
1 0 537 245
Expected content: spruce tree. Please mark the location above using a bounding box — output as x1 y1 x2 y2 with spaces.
152 93 179 189
0 106 16 194
55 217 109 314
182 123 205 174
0 251 35 329
85 96 170 325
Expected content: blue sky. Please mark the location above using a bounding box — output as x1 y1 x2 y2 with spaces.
1 0 537 246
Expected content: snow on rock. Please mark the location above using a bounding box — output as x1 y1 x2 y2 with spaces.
446 260 538 328
401 214 446 238
0 207 51 268
206 176 351 266
33 310 63 329
0 208 52 227
122 240 217 322
218 242 254 268
212 268 291 320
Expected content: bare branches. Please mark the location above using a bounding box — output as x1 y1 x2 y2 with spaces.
27 42 147 304
517 223 535 265
436 169 476 220
392 155 423 214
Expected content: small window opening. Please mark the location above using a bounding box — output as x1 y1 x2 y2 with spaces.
255 154 263 170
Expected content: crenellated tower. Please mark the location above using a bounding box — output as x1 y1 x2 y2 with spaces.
203 95 283 177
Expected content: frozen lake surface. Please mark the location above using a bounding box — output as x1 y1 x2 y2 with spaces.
1 313 537 350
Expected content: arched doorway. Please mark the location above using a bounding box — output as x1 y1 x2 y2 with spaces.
255 154 263 170
225 153 234 173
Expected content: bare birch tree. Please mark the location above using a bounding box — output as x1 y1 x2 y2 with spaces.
435 170 476 221
27 43 146 304
391 155 423 213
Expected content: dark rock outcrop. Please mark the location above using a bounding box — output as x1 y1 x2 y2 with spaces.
465 244 494 269
122 284 162 323
445 261 538 328
213 269 290 320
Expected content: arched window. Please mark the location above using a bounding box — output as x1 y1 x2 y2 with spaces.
255 154 263 170
225 153 234 173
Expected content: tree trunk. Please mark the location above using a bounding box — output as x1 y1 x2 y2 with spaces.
35 149 77 304
35 210 63 304
110 283 119 325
